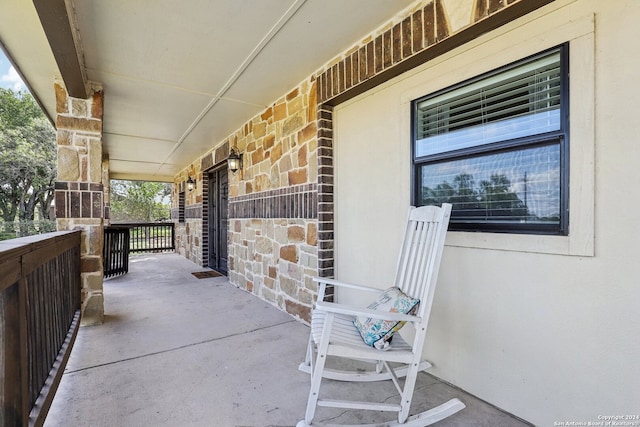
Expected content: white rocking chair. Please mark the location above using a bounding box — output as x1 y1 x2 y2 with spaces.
297 204 464 427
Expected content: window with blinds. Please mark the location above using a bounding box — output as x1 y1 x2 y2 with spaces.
412 45 568 234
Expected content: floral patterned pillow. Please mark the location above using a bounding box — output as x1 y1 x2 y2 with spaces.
353 287 420 350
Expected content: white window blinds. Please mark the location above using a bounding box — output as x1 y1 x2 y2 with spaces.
415 50 561 158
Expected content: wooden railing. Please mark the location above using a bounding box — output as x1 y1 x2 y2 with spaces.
103 227 130 278
127 222 175 253
0 230 81 427
103 222 175 278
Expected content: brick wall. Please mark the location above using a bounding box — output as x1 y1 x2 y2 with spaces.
315 0 546 104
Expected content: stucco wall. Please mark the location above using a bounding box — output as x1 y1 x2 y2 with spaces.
333 0 639 424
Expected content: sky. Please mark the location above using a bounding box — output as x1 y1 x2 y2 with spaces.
0 49 26 92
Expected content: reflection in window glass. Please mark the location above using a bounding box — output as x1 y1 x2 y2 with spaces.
419 144 560 226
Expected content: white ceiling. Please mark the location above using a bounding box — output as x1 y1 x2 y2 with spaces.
0 0 415 181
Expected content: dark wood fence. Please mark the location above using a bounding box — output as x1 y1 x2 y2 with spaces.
103 222 175 278
103 227 130 278
127 222 175 253
0 230 81 427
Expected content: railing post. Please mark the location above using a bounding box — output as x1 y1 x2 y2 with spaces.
170 222 175 250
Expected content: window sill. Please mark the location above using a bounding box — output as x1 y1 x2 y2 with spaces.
445 229 593 257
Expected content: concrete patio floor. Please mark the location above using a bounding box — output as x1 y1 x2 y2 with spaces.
44 253 531 427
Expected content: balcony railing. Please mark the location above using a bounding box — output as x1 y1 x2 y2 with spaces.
0 230 81 426
126 222 175 253
104 222 175 278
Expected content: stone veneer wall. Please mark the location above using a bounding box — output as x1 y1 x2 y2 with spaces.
172 0 551 322
173 78 318 322
171 171 204 266
226 79 318 323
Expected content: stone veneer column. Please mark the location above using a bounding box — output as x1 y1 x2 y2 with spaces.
53 81 105 326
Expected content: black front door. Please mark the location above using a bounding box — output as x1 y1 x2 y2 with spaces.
208 167 228 274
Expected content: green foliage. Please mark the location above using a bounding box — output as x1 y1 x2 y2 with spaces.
0 219 56 241
110 180 171 223
0 88 42 130
0 88 56 225
422 173 530 220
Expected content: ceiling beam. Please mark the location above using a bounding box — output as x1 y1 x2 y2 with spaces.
33 0 87 99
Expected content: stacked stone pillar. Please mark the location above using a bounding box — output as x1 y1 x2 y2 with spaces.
54 81 105 326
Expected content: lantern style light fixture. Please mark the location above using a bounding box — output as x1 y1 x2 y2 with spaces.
228 146 243 174
186 176 196 192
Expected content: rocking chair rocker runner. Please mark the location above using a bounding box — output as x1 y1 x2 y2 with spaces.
297 204 465 426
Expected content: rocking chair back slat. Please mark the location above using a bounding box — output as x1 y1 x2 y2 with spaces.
412 223 431 308
401 222 422 299
394 205 451 320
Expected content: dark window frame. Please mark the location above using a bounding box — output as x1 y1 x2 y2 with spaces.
411 43 570 235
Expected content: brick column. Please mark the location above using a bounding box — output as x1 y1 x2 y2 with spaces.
316 103 334 302
102 156 111 226
54 81 105 326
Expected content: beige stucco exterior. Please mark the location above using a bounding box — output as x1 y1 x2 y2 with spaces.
333 0 639 424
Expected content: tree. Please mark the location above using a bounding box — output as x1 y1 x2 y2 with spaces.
110 180 171 223
479 174 528 219
422 181 454 206
422 173 529 221
0 89 56 226
0 88 42 130
451 173 480 209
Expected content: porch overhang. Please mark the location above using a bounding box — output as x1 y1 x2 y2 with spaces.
0 0 415 182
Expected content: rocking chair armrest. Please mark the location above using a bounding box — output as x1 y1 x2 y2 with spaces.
315 300 421 323
313 277 384 294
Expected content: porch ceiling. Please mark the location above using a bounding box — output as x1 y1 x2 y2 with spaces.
0 0 414 182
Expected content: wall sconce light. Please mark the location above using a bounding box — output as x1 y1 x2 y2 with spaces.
228 147 243 174
186 176 196 192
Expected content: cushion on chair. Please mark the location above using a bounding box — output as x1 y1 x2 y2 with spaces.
353 287 420 350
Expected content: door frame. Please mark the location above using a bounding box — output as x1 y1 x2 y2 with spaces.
203 164 229 274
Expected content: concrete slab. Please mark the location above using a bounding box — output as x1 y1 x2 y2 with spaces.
44 253 531 427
